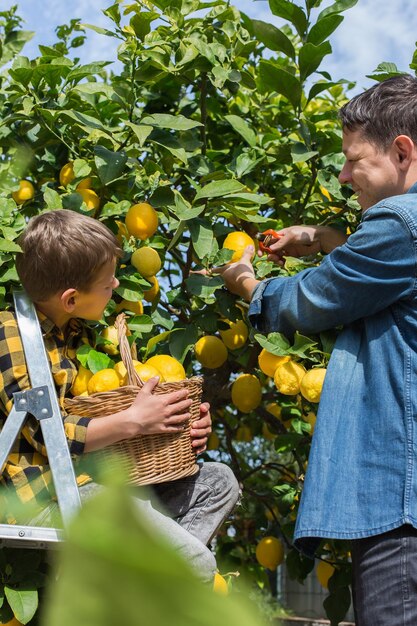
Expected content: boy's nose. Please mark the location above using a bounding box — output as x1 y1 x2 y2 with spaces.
113 277 120 288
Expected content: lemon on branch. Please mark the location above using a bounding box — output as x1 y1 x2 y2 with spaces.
213 573 228 595
131 247 161 278
222 231 256 263
274 361 306 395
255 536 284 570
316 560 335 589
258 348 290 377
100 325 119 355
300 368 327 403
59 162 92 189
231 374 262 412
219 319 248 350
143 276 160 303
115 299 144 316
125 202 159 240
195 335 228 369
12 180 35 204
145 354 185 382
77 188 100 211
87 369 120 394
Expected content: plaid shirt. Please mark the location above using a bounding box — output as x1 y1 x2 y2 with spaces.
0 309 94 518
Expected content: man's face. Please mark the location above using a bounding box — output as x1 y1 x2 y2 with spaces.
338 128 403 211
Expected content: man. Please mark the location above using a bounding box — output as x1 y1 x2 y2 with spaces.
216 74 417 624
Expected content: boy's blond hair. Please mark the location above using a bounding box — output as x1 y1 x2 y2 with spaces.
16 209 123 302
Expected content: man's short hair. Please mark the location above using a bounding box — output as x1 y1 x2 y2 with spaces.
339 74 417 150
16 209 123 302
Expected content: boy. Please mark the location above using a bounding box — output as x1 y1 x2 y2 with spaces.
0 209 239 582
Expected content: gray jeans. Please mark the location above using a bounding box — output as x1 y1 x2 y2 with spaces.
31 462 240 583
352 524 417 625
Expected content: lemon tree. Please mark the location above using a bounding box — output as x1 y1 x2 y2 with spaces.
0 0 391 622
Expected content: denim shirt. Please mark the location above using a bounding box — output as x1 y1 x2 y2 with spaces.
249 182 417 548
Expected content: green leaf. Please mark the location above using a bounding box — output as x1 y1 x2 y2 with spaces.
169 325 198 362
146 330 175 356
224 115 256 147
307 80 340 101
318 0 358 20
291 142 319 163
66 62 112 82
43 187 63 210
268 0 308 36
94 146 127 185
254 332 291 355
289 332 318 358
285 548 315 584
87 350 114 374
323 585 352 625
258 61 302 110
130 11 159 40
141 114 202 131
194 179 245 201
307 14 344 45
150 129 188 164
189 219 214 259
172 193 204 221
81 23 119 37
251 20 295 60
4 585 38 624
0 238 21 253
125 122 153 147
127 314 154 334
274 432 304 453
299 41 332 83
185 274 224 301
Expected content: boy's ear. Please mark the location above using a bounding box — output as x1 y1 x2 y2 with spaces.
60 288 78 313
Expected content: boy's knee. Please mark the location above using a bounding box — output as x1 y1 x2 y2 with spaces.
201 462 241 506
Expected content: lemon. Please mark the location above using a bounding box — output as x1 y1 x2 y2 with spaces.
219 319 248 350
115 299 144 316
12 180 35 204
194 335 228 369
213 572 228 595
300 368 327 403
207 432 220 450
316 560 335 589
125 202 159 240
3 617 24 626
266 401 291 429
255 536 284 570
87 369 120 394
258 349 291 377
131 247 161 278
143 276 160 303
222 231 256 263
274 361 306 395
59 162 92 188
231 374 262 412
114 361 128 385
70 365 93 396
235 425 253 442
77 188 100 211
133 361 161 382
115 219 130 244
145 354 186 382
262 423 275 440
303 411 317 435
100 325 119 355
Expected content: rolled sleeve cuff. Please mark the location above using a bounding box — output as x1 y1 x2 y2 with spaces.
248 278 276 331
64 415 92 456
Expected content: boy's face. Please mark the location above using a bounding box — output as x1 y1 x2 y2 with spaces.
74 258 119 321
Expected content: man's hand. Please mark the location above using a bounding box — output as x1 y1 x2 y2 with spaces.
263 225 348 264
190 402 212 455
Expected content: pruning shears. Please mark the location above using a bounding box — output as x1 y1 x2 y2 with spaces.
255 229 284 254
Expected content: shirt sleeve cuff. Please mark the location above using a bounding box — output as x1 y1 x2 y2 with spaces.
63 415 92 456
248 278 276 332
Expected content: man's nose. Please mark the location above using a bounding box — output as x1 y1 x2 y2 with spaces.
338 162 351 185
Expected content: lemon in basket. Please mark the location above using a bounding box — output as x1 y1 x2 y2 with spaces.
87 369 120 394
71 365 93 396
145 355 186 382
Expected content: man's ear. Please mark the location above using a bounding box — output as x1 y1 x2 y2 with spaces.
60 288 78 313
393 135 415 168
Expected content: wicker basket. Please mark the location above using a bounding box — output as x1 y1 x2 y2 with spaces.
64 314 203 486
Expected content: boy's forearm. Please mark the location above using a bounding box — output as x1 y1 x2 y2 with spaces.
84 410 136 453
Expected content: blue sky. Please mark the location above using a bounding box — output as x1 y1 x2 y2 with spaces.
4 0 417 94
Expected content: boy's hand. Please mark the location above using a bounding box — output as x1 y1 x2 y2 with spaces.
211 245 259 302
190 402 212 455
128 377 193 436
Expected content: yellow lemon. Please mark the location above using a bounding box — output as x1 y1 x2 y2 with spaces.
100 325 119 355
316 560 335 589
12 180 35 204
235 425 253 442
115 219 130 244
114 361 128 385
303 411 317 435
231 374 262 413
207 432 220 450
59 162 92 188
3 617 24 626
262 423 276 440
194 335 228 369
274 361 306 395
266 401 292 429
70 365 93 396
258 349 291 377
213 572 228 595
77 188 100 210
131 247 161 278
133 361 162 382
255 536 284 570
143 276 160 302
222 231 256 263
125 202 159 240
219 319 248 350
145 354 186 382
300 368 327 403
115 299 144 316
87 369 120 394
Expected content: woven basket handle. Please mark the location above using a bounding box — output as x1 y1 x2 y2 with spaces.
114 313 144 387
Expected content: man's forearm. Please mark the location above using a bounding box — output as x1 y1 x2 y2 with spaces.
316 226 348 253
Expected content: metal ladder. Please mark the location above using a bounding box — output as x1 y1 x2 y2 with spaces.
0 291 81 548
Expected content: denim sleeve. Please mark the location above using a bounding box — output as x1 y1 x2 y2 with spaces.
249 205 417 336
